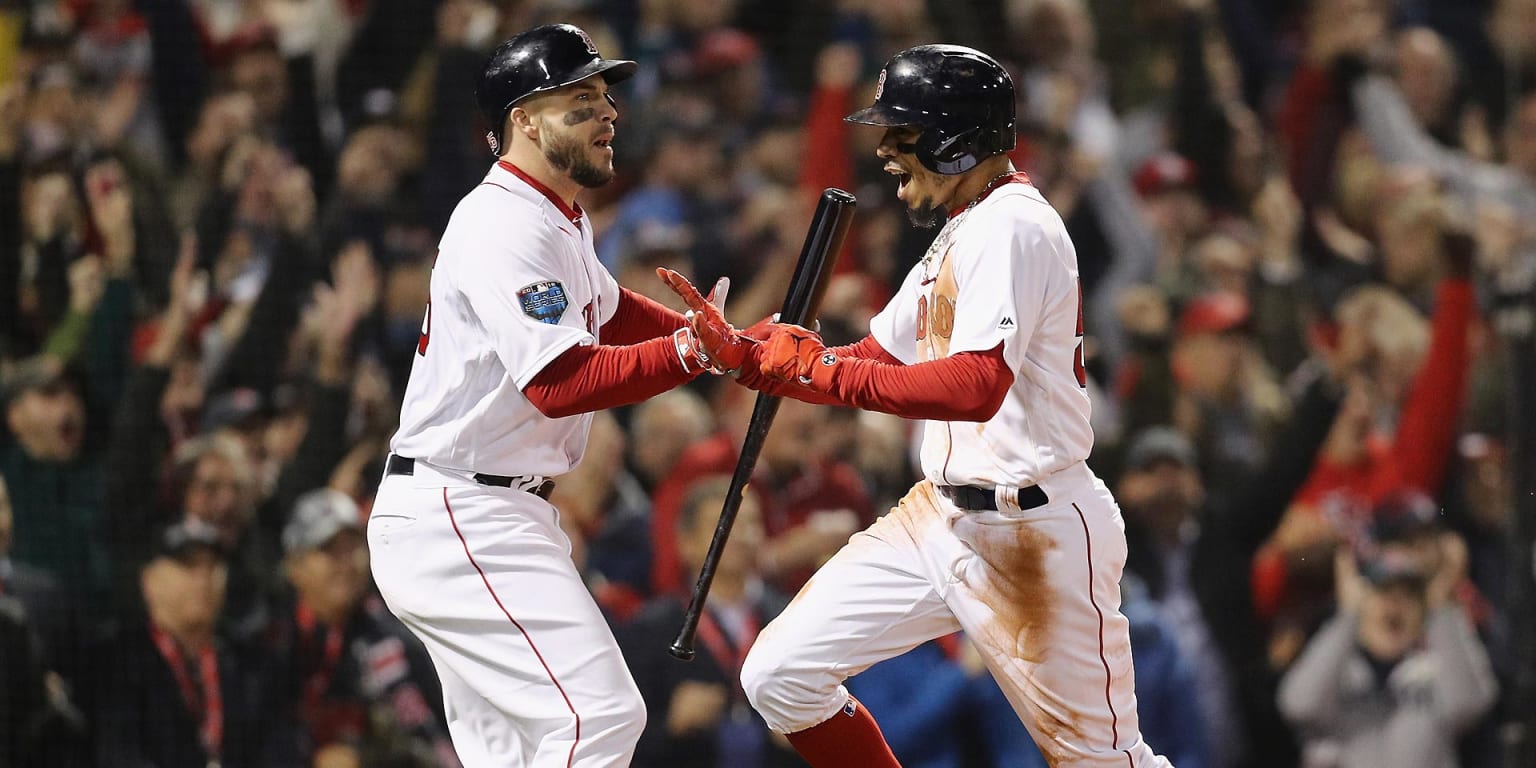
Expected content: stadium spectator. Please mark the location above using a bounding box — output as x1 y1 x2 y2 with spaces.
626 388 715 493
0 358 113 608
650 394 872 595
265 489 457 767
553 411 655 619
89 521 276 768
1277 542 1498 768
621 475 799 768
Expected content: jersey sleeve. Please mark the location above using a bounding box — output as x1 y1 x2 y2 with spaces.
946 202 1066 358
446 206 596 389
595 258 622 326
868 264 923 365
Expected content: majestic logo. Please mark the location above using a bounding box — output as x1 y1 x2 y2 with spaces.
874 69 887 100
517 281 570 325
999 317 1015 328
575 28 599 55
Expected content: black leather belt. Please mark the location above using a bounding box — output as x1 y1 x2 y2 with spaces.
386 455 555 500
938 483 1048 512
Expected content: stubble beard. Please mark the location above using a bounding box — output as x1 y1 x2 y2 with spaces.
906 197 945 229
902 171 947 229
543 130 613 189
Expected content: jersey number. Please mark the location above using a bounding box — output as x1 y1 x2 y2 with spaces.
417 299 431 356
1073 278 1086 388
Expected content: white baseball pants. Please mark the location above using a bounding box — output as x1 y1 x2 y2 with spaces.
368 461 644 767
741 463 1174 768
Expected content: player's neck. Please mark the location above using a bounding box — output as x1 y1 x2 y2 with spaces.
500 145 582 209
940 155 1016 214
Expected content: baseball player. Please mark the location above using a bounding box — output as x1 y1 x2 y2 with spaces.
367 24 730 767
662 45 1176 767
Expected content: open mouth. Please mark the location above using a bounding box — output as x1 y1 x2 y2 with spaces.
594 134 614 151
886 164 912 198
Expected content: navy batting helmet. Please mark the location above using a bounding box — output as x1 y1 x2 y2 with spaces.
845 45 1016 175
476 24 637 156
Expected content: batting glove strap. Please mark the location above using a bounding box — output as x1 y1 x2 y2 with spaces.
672 327 713 375
802 349 840 390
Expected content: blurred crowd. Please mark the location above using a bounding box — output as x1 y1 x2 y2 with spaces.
1 0 1532 766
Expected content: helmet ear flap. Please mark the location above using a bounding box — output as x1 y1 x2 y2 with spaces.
915 125 983 175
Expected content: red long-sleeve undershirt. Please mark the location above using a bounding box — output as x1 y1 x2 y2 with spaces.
600 287 687 344
739 335 1014 422
523 289 693 418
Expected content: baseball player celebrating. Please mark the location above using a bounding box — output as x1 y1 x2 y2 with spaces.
662 46 1175 767
367 25 729 767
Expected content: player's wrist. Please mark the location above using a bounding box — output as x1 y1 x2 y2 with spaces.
672 327 713 375
802 348 840 391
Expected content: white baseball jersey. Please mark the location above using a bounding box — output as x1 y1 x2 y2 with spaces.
744 173 1174 768
392 161 621 478
868 174 1094 488
376 160 647 766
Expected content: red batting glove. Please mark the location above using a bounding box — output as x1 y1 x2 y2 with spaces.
741 313 819 341
742 314 777 341
759 323 838 388
657 268 755 374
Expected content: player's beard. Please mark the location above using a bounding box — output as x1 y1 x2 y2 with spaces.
543 130 613 188
900 169 947 228
906 196 946 229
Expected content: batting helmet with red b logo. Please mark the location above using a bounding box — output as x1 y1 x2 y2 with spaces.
475 24 637 156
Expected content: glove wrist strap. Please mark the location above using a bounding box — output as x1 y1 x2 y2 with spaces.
672 327 712 374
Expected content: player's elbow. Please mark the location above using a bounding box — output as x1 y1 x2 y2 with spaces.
967 377 1012 421
949 362 1012 422
523 385 577 419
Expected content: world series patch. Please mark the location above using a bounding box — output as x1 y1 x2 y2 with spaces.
518 281 570 325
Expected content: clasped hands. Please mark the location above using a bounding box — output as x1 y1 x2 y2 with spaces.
657 268 836 387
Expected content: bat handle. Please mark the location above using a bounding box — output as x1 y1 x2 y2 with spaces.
669 577 711 660
669 395 780 661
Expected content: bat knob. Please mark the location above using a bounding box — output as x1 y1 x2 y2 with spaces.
668 642 696 661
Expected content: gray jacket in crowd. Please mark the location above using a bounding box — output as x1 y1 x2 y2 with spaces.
1276 607 1498 768
1351 75 1536 295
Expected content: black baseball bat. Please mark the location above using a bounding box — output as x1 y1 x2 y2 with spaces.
670 188 857 661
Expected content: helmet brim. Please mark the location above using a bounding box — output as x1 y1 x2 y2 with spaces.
588 58 639 85
843 104 916 127
509 58 639 107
